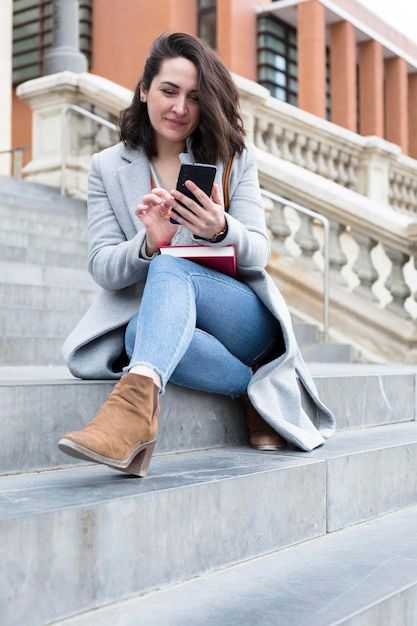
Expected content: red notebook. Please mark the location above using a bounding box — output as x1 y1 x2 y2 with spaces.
159 245 236 278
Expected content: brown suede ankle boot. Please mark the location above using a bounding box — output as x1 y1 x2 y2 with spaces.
241 393 286 451
58 373 159 477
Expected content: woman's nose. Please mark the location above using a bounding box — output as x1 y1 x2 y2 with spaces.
172 96 187 115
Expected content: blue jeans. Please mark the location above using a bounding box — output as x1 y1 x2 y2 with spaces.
125 255 281 396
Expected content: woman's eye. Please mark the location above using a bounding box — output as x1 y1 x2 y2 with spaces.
162 89 176 96
188 95 199 104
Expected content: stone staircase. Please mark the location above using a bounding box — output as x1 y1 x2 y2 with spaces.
1 175 417 625
0 176 98 366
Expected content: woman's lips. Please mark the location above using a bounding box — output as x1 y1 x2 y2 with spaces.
166 118 186 128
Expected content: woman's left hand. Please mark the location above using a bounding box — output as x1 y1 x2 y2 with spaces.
170 182 226 240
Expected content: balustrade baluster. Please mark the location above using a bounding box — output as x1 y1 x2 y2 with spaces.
281 129 295 162
389 172 402 211
351 230 379 300
383 246 412 318
293 134 306 168
328 219 348 285
402 176 412 214
317 144 329 178
409 179 417 215
335 152 349 187
271 125 283 157
346 155 358 189
327 147 339 182
304 138 318 173
254 117 271 152
294 213 320 269
266 198 292 256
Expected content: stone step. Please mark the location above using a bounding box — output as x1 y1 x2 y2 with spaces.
291 321 319 343
0 306 84 336
0 371 245 475
0 336 66 366
0 243 87 269
0 261 96 289
0 213 86 241
0 281 97 310
0 228 88 257
1 426 417 625
1 364 416 475
298 341 352 362
0 194 86 228
55 505 417 626
0 174 86 217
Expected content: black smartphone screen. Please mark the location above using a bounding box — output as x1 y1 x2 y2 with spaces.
171 163 217 223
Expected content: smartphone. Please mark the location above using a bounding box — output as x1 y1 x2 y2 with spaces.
170 163 217 224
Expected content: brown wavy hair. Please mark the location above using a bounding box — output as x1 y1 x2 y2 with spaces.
118 32 245 164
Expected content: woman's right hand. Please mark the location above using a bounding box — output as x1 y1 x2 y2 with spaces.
135 188 179 255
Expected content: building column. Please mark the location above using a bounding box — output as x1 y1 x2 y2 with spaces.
408 73 417 159
358 40 384 137
90 0 197 89
43 0 87 75
297 0 327 119
217 0 270 81
385 56 408 154
0 0 12 175
330 21 357 132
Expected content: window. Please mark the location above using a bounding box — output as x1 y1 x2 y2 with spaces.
12 0 92 86
257 15 298 106
258 14 332 117
198 0 216 50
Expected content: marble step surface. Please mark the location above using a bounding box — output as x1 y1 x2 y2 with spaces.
53 504 417 626
0 175 86 217
0 213 86 241
0 281 97 310
297 341 352 363
1 429 417 625
1 363 416 475
0 226 87 254
0 335 66 366
0 260 96 289
0 240 87 268
0 306 86 336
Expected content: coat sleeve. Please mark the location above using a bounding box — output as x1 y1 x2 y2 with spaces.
86 152 151 291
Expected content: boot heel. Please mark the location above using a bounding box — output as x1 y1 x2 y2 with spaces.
125 442 155 477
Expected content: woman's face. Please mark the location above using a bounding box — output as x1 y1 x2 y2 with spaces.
142 56 200 152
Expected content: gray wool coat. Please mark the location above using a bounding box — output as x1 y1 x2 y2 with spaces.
63 141 335 452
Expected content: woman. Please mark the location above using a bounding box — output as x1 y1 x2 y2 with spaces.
58 32 335 477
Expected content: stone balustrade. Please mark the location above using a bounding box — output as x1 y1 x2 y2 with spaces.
16 71 417 362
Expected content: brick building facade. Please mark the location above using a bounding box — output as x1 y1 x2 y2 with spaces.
10 0 417 163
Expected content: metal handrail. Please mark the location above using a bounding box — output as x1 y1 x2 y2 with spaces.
0 145 32 178
61 104 117 195
261 189 330 342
